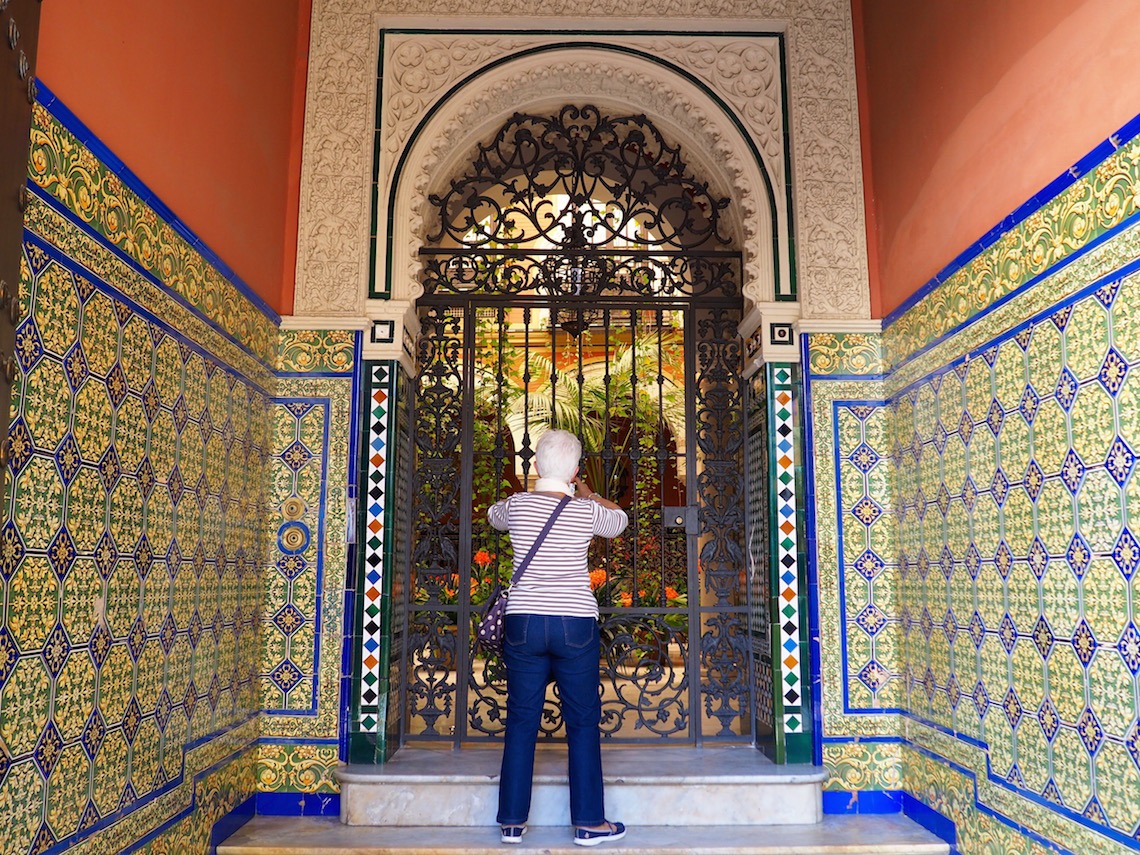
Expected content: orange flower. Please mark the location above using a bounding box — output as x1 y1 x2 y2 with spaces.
665 586 680 601
474 550 493 567
589 569 607 590
618 589 647 607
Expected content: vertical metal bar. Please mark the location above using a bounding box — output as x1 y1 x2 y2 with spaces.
602 308 614 505
683 306 701 745
520 307 533 484
577 311 586 447
494 305 507 505
398 355 418 750
629 307 640 604
657 309 667 607
550 305 559 429
455 304 477 745
602 307 614 601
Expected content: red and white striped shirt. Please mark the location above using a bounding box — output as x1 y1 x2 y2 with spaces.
488 493 628 618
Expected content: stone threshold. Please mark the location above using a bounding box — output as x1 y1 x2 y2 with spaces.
336 746 829 827
218 815 950 854
337 745 827 785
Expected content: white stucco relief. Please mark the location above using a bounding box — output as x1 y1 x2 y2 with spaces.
296 0 870 323
388 51 775 317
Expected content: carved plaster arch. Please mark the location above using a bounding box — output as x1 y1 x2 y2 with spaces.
381 46 782 319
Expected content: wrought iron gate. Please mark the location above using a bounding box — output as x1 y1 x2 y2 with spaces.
403 107 751 744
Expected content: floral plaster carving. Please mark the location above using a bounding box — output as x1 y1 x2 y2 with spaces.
295 0 869 322
389 53 774 310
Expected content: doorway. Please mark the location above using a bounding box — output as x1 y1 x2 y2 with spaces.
401 106 753 746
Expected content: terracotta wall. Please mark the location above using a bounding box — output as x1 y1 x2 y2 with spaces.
854 0 1140 317
36 0 312 314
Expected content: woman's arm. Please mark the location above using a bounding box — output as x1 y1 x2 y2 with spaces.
487 496 512 531
573 478 629 536
572 477 621 510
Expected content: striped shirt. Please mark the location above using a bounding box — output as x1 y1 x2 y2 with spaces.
488 493 629 619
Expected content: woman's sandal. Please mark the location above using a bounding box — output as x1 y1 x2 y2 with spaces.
574 820 626 846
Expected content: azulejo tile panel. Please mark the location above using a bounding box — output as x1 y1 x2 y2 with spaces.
356 363 394 736
2 230 269 855
889 266 1140 851
803 358 900 745
348 361 411 761
260 372 354 744
0 95 360 854
260 399 329 714
770 366 808 738
277 330 356 375
807 129 1140 854
255 743 340 795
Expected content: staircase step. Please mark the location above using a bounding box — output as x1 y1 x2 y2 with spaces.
336 747 828 827
218 815 950 854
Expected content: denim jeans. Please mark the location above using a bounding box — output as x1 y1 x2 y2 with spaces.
497 613 605 826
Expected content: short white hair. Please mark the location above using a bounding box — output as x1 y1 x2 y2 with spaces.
534 429 581 482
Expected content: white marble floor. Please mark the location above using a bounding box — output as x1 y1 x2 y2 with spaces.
218 814 950 854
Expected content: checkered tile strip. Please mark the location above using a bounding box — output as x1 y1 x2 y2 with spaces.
771 365 804 734
357 363 393 732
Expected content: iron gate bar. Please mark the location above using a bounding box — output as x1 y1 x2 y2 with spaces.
418 248 741 257
417 294 741 308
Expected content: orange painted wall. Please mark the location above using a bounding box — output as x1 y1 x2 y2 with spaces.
37 0 312 315
855 0 1140 317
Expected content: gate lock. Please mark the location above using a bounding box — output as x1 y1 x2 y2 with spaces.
663 505 699 535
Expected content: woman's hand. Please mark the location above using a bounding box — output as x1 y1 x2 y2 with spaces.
572 477 594 499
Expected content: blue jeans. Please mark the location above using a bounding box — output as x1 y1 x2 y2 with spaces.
497 613 605 826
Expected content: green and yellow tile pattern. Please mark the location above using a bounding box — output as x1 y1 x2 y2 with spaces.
0 99 357 853
1 225 269 854
808 134 1140 852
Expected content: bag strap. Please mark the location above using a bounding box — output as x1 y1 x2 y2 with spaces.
508 494 571 588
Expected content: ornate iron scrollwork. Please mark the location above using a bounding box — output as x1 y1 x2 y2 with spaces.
405 107 750 745
427 105 732 252
420 105 739 303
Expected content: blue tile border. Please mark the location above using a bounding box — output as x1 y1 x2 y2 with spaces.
799 331 825 768
34 80 282 326
822 788 903 814
255 792 342 817
882 108 1140 329
209 795 256 855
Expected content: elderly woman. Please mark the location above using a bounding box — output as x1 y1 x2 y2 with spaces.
488 429 629 847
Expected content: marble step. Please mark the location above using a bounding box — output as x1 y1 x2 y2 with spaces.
336 747 828 827
218 815 951 854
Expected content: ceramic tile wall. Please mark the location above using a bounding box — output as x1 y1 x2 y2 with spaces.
0 98 275 855
0 95 358 852
804 338 904 799
747 363 812 762
807 130 1140 851
257 348 356 798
